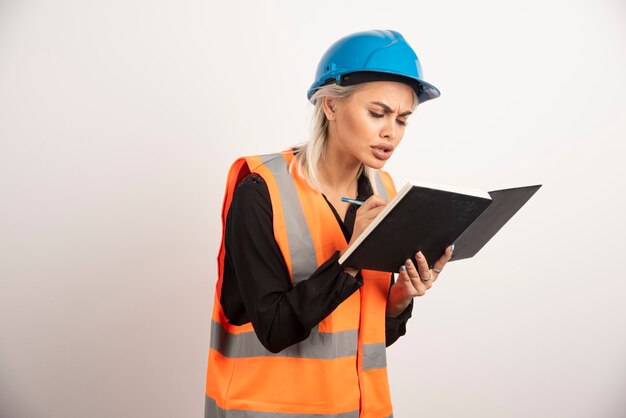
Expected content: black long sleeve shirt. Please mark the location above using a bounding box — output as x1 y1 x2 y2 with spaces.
221 172 413 353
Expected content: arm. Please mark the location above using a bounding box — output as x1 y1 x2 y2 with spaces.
223 174 363 353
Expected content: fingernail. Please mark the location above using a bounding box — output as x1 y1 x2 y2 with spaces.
416 251 423 260
400 265 407 272
406 258 413 266
450 244 455 254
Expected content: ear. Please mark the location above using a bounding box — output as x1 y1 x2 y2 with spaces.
322 97 337 120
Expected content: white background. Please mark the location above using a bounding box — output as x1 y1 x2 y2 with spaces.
1 1 625 417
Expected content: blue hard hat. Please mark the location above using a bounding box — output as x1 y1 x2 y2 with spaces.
307 30 440 104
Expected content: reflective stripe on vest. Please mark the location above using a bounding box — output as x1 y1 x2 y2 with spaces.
210 319 384 370
210 319 358 359
258 153 318 284
206 149 396 417
206 395 393 418
374 171 390 201
205 395 360 418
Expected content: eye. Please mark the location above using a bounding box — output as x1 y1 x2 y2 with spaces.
369 110 384 119
397 119 407 127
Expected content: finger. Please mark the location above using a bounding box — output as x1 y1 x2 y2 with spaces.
431 245 454 282
397 265 412 284
359 195 387 211
404 257 419 278
414 251 434 285
358 207 384 223
404 259 427 295
411 273 428 295
398 265 425 297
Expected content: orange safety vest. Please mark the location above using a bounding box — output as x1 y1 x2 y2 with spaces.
205 148 398 418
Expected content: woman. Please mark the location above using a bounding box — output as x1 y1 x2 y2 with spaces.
205 29 454 418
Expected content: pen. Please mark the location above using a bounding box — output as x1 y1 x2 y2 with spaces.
341 197 364 206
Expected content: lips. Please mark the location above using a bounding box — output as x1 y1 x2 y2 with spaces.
370 144 394 160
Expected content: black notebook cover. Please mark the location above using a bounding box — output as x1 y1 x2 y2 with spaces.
449 185 542 262
339 183 542 272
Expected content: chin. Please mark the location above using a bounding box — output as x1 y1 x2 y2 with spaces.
362 157 387 170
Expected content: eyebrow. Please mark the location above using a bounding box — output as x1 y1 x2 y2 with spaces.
370 101 413 117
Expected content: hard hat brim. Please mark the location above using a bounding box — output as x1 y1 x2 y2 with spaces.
309 70 441 104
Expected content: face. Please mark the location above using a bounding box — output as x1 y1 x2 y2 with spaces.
325 81 415 170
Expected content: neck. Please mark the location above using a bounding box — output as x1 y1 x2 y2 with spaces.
317 141 362 197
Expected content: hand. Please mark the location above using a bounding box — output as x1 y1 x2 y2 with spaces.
386 245 454 317
348 195 387 247
340 195 387 277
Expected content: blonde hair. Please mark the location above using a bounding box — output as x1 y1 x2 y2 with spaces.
290 82 419 195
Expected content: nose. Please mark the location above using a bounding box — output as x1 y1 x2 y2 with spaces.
380 117 398 141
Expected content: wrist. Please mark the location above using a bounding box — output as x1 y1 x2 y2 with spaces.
386 294 412 318
386 300 411 318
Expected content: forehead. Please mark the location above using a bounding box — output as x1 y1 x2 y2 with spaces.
350 81 414 108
